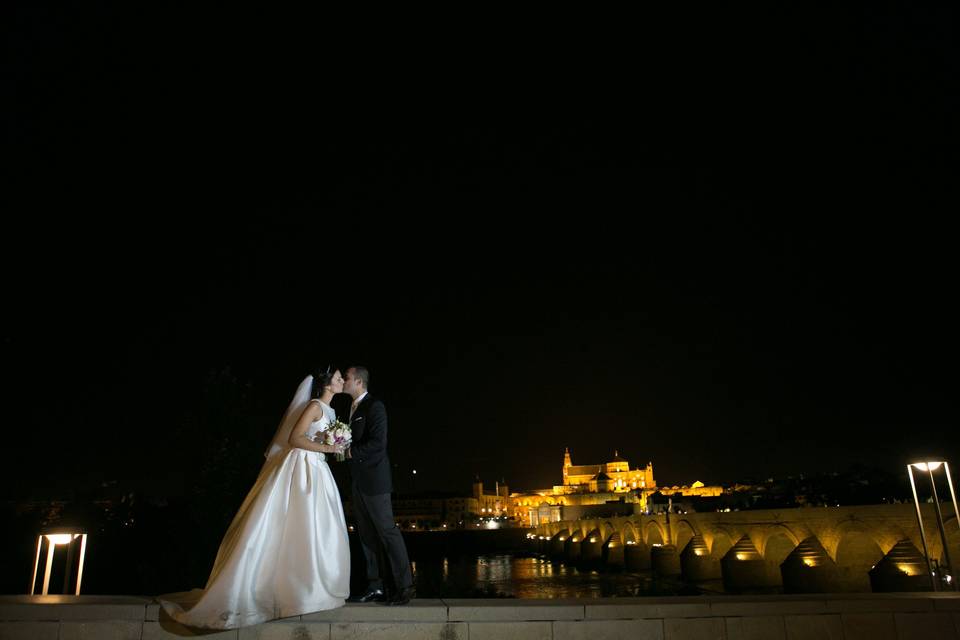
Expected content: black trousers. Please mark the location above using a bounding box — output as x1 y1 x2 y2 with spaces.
352 486 413 592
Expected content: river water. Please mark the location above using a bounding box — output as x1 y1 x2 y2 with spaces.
409 553 726 598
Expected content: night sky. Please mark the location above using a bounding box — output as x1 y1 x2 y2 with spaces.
3 6 958 499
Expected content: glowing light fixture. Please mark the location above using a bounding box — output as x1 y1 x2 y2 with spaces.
907 459 960 592
30 529 88 596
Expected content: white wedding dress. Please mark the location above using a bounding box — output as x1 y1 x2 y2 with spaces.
160 399 349 629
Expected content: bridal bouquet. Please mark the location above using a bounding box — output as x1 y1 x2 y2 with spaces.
322 419 352 461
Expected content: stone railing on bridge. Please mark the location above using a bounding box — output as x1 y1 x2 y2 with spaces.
529 503 960 593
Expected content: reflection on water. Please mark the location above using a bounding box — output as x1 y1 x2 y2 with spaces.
412 553 713 598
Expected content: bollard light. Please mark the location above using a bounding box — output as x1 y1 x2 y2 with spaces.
29 528 88 596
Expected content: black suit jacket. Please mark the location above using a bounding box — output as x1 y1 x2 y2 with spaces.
345 393 393 495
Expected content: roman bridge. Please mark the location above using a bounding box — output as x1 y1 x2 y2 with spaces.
528 503 960 593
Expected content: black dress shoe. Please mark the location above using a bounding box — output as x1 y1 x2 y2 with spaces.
384 586 415 606
347 588 385 603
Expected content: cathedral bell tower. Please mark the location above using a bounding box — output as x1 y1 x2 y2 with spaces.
563 447 572 483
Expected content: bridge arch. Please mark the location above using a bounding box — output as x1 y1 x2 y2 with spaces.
759 524 802 557
620 522 640 545
703 524 743 553
941 514 960 567
645 521 667 546
833 522 887 565
833 523 886 592
600 521 616 541
709 529 735 559
674 519 698 551
761 528 798 569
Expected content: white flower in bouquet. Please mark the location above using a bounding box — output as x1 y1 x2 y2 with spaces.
323 419 352 461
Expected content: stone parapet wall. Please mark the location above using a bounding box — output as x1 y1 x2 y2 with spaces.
1 593 959 639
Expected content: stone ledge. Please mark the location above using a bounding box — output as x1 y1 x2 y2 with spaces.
0 595 153 622
445 599 584 621
239 621 331 639
302 599 447 622
0 594 959 640
840 612 898 640
552 619 664 640
709 599 826 616
782 613 844 639
0 621 59 640
142 621 238 638
330 621 466 640
663 617 726 640
895 612 960 640
824 595 935 613
584 598 711 619
59 620 143 640
934 596 960 612
723 615 787 640
468 621 552 640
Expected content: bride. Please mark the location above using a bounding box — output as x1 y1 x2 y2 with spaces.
160 367 350 629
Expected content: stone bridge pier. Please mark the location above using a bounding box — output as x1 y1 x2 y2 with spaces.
528 502 960 593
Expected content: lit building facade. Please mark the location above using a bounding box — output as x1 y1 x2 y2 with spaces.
502 449 724 526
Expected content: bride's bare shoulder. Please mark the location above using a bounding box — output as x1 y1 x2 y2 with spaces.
299 399 323 417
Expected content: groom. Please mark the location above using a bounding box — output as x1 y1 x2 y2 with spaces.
342 366 415 606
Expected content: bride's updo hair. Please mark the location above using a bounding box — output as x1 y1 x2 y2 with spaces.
311 365 337 398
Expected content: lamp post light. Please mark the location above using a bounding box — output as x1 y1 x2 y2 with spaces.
907 461 960 592
29 528 88 596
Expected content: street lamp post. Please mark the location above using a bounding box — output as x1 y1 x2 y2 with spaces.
907 461 960 592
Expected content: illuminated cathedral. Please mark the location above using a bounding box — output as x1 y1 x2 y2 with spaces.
483 448 659 526
561 447 655 493
472 448 721 527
